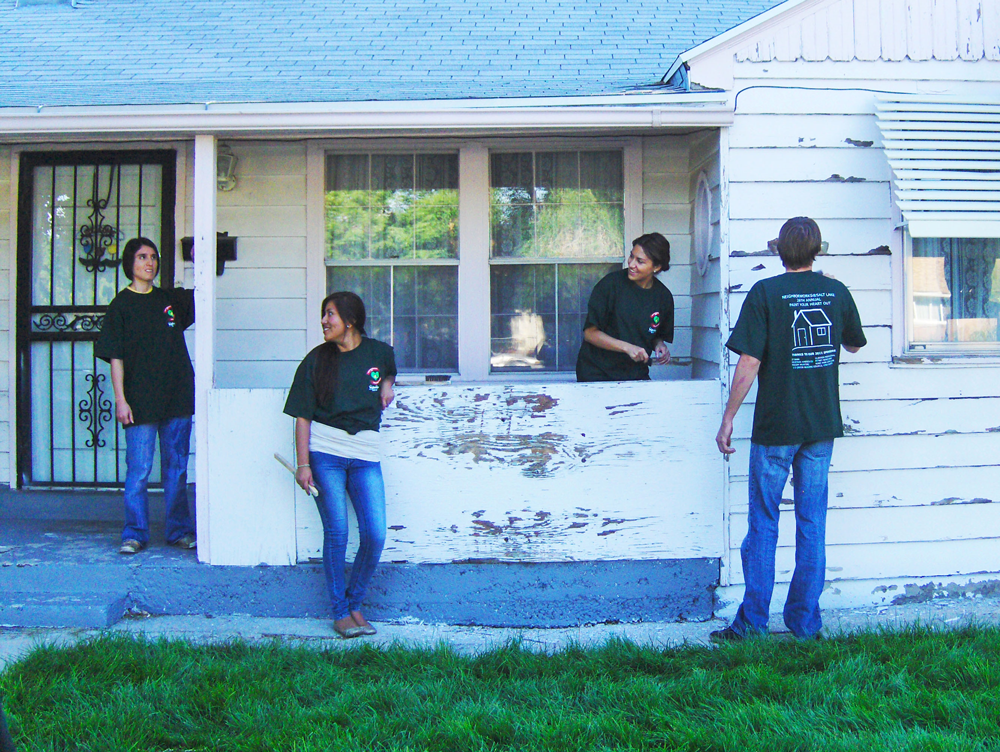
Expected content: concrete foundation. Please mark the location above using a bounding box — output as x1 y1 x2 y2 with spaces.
0 488 718 628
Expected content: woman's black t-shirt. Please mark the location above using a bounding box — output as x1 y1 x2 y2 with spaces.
575 269 674 382
283 337 397 435
94 286 195 425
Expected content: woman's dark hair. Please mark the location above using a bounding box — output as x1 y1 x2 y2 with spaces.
776 217 822 269
313 292 367 406
121 237 160 281
632 233 670 272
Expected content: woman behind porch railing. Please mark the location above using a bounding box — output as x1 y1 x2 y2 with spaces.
576 232 675 382
283 292 396 639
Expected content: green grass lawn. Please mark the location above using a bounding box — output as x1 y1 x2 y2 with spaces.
1 626 998 751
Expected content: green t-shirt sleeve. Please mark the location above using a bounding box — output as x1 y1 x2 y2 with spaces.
583 273 616 332
655 288 674 344
283 354 317 420
726 283 767 360
94 296 126 363
168 287 196 330
382 342 397 380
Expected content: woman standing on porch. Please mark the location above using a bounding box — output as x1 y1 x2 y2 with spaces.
576 232 675 382
95 237 197 555
283 292 396 639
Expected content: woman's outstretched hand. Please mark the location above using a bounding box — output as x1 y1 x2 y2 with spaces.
624 343 649 363
652 341 672 365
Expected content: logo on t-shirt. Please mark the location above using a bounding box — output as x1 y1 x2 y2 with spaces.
367 366 382 392
648 311 661 335
164 305 176 328
787 295 837 370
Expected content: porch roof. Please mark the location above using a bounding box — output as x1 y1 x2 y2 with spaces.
0 0 783 109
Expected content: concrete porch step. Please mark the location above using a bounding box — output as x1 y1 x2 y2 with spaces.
0 591 128 629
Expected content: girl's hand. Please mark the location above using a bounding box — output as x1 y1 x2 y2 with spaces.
652 342 671 365
625 343 649 363
295 465 316 495
115 400 134 426
380 381 395 410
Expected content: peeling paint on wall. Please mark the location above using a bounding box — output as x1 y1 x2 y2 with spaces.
892 579 1000 605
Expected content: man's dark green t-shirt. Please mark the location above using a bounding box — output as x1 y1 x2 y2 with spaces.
576 269 674 382
727 271 866 446
94 286 195 425
283 337 397 435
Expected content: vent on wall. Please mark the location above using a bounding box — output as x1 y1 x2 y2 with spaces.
875 96 1000 238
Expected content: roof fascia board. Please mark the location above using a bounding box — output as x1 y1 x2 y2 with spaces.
663 0 821 83
0 96 734 137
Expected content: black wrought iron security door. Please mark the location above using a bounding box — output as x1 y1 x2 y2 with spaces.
16 151 176 487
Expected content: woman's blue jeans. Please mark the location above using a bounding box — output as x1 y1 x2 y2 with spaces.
310 451 387 620
123 416 195 546
732 439 834 639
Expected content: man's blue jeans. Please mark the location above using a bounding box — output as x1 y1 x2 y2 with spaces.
122 416 195 546
310 451 387 620
732 439 834 639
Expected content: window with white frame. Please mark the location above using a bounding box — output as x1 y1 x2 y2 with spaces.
489 150 624 372
325 153 459 371
907 236 1000 351
323 144 633 378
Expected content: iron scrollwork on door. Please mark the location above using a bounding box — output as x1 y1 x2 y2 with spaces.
31 312 105 333
78 372 114 449
77 167 121 274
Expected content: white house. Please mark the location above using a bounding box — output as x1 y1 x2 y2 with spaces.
1 0 998 623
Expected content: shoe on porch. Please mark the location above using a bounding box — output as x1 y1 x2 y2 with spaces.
118 539 145 555
169 535 197 550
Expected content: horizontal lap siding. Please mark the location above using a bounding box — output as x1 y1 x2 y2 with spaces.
724 74 1000 595
209 141 308 389
0 148 9 484
643 135 696 380
688 130 723 379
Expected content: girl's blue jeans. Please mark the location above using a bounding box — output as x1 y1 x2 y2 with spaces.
123 416 195 546
310 451 387 620
731 439 834 639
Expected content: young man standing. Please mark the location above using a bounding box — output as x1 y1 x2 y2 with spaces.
713 217 867 641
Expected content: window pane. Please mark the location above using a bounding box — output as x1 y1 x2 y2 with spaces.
580 150 624 202
911 238 999 345
415 154 459 259
489 150 623 260
326 266 391 344
491 263 616 372
329 265 457 372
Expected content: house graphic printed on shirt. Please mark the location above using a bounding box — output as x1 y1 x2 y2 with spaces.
792 308 832 349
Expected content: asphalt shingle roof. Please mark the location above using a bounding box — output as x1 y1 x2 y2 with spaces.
0 0 784 107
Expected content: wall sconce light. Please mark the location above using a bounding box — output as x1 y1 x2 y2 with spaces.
217 144 238 192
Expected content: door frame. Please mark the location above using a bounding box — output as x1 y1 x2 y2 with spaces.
15 149 177 488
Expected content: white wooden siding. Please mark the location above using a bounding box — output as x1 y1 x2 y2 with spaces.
687 130 724 378
190 141 310 389
720 70 1000 606
642 135 699 380
729 0 1000 64
0 147 10 486
205 380 723 566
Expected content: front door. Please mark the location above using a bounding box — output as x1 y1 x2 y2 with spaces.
16 151 176 487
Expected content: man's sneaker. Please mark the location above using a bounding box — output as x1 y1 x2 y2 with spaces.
170 535 197 550
709 625 744 643
119 539 145 555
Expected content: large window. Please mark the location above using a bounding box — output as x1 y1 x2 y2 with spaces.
325 153 459 371
489 150 624 372
908 237 1000 350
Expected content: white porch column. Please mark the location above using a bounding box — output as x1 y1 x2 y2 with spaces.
193 134 217 563
457 143 489 380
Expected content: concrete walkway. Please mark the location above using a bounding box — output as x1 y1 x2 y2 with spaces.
3 596 999 670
